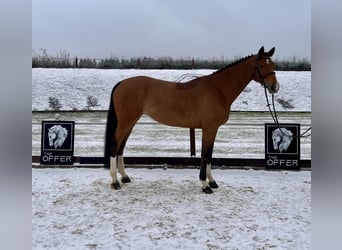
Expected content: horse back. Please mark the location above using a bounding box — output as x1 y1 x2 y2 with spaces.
113 75 228 128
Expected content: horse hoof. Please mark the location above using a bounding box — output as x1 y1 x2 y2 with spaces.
202 186 213 194
111 181 121 190
121 176 131 183
209 181 219 189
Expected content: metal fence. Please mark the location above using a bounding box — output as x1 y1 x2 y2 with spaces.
32 115 311 169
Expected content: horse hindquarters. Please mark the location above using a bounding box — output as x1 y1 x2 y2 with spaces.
107 80 145 189
104 83 132 188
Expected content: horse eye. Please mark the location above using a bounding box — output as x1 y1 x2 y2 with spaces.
259 64 264 69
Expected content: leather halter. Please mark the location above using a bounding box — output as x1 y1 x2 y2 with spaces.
255 58 275 84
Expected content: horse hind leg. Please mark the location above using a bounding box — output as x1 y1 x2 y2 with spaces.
117 138 131 184
110 120 138 189
109 132 129 189
110 155 130 190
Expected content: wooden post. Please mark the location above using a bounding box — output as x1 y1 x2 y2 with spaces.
190 128 196 156
137 58 141 69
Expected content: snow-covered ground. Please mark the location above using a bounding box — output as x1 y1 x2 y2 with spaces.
32 168 311 250
32 69 311 112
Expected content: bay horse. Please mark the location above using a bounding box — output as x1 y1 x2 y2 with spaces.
104 46 279 194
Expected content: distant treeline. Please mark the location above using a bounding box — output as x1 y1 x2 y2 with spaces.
32 50 310 71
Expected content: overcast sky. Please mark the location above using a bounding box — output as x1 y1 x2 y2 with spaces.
32 0 311 60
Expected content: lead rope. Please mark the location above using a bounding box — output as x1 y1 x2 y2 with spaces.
264 83 279 124
263 83 311 138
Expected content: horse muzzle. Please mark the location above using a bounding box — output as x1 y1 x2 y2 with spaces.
266 81 280 94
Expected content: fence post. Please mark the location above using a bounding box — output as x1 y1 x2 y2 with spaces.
137 58 141 69
75 57 78 68
190 128 196 156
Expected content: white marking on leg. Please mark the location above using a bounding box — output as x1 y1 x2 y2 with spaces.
206 163 215 182
117 155 128 178
201 180 208 189
110 156 118 183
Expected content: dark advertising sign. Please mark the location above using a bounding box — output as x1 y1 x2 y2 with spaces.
41 121 75 165
265 123 300 170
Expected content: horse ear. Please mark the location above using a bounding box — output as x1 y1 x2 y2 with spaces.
266 47 275 57
257 46 264 59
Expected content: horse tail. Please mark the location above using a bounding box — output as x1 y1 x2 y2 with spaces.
104 82 121 169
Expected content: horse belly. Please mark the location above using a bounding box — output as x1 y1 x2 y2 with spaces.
143 91 201 128
144 91 228 128
145 102 200 128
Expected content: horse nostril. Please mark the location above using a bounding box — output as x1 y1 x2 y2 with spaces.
270 82 279 93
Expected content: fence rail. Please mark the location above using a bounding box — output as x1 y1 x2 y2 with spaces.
32 111 311 169
32 121 312 127
32 156 311 169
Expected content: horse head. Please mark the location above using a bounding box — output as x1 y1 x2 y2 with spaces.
48 125 68 149
272 128 293 153
253 46 280 94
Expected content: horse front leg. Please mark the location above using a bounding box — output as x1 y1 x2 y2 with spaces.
200 128 219 194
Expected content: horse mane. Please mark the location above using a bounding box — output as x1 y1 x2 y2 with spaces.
176 55 255 85
212 54 254 75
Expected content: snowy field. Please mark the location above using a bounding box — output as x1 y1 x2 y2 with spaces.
32 168 310 250
32 69 311 112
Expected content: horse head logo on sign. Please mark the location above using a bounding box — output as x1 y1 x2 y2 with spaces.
48 125 68 149
265 123 300 169
272 127 293 153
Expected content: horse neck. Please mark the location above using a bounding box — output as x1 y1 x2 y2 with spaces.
209 56 256 107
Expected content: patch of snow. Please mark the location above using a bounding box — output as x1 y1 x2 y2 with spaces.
32 168 311 250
